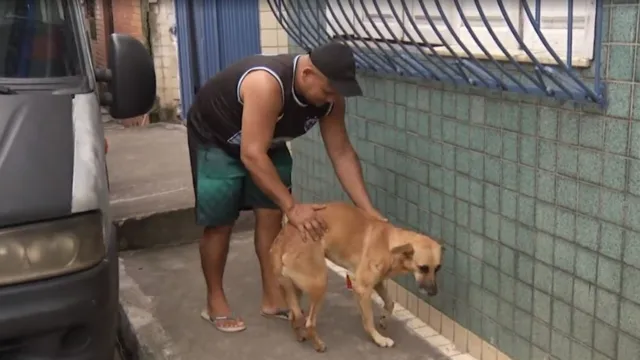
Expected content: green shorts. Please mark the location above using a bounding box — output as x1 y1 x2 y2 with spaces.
189 144 292 228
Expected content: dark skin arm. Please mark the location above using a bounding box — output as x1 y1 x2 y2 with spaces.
239 71 294 211
319 96 386 221
239 71 327 240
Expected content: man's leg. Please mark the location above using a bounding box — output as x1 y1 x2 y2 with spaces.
193 145 245 330
201 225 237 326
243 146 292 316
254 208 287 314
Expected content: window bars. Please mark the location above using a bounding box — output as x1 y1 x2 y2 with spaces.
266 0 606 108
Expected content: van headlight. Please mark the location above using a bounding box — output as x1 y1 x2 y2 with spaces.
0 212 105 286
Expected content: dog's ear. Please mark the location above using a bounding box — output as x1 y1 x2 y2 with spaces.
391 243 414 258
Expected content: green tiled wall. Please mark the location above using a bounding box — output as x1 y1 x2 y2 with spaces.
290 1 640 359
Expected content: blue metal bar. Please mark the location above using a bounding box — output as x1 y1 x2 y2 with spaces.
397 1 462 83
592 0 605 104
359 0 431 78
321 1 392 71
496 0 574 98
416 0 493 87
287 0 325 48
289 0 388 74
384 0 450 81
266 0 311 51
267 0 607 108
432 0 505 89
520 0 599 102
349 1 407 73
453 0 528 92
471 0 545 90
567 0 574 68
333 0 396 71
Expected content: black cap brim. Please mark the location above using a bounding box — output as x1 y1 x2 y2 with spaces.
331 79 363 97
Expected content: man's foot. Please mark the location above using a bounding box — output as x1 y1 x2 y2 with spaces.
200 310 246 333
260 308 291 320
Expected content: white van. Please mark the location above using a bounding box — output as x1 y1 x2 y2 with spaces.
0 0 156 358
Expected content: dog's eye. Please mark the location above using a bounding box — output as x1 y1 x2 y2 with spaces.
418 265 429 273
435 265 441 273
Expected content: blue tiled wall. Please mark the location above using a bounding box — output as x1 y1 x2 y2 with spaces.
289 1 640 359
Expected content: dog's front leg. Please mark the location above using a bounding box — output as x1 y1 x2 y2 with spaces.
353 283 395 348
374 282 395 329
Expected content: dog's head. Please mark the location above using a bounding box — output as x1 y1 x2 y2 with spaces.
390 234 443 296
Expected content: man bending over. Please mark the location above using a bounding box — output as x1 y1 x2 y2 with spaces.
186 41 385 333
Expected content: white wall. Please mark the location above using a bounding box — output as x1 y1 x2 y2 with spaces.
259 0 289 55
149 0 181 115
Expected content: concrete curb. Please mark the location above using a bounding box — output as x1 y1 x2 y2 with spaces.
115 210 255 359
118 259 179 360
115 209 256 251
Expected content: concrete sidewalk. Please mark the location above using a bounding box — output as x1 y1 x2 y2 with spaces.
119 230 459 360
106 123 475 360
105 122 254 250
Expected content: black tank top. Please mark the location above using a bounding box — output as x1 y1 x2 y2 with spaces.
186 54 333 157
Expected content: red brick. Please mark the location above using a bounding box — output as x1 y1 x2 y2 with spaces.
84 0 148 126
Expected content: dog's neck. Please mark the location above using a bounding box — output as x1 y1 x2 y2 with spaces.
386 227 412 250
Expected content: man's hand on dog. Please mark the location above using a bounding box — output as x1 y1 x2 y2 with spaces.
286 203 327 242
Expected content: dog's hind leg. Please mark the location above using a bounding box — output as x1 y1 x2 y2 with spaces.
374 281 395 329
279 276 307 342
352 277 395 348
305 279 327 352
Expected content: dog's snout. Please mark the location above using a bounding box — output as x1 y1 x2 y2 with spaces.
418 281 438 296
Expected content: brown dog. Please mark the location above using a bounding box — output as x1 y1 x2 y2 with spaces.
270 202 443 352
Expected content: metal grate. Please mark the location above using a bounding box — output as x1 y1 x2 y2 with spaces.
267 0 607 108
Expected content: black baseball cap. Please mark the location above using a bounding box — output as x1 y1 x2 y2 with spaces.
308 41 363 97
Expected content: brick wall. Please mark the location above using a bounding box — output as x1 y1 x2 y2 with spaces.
87 0 144 67
87 0 285 122
112 0 146 126
88 0 108 68
112 0 144 42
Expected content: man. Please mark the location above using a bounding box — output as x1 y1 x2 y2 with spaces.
186 41 385 333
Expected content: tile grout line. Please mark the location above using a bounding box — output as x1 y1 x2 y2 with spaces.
324 260 488 360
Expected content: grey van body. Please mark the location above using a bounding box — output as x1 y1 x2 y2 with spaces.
0 0 156 358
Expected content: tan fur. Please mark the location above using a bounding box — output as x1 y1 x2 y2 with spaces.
270 202 443 352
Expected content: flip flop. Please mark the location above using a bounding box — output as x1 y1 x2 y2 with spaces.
260 308 292 321
200 310 246 333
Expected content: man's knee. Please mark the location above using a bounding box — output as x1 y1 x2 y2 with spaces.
203 224 235 240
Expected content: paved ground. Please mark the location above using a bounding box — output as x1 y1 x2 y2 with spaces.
105 122 254 250
119 230 453 360
106 122 193 221
106 122 467 359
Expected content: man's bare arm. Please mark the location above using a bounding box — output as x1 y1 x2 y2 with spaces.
239 71 295 212
319 96 376 213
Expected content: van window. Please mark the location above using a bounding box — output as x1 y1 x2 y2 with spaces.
0 0 82 78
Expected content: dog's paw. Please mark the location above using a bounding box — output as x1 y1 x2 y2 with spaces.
313 341 327 352
296 333 307 342
374 335 395 348
295 329 308 342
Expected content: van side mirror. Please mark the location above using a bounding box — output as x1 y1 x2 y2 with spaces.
104 33 156 119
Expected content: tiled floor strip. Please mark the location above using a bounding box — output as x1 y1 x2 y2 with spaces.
325 260 510 360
